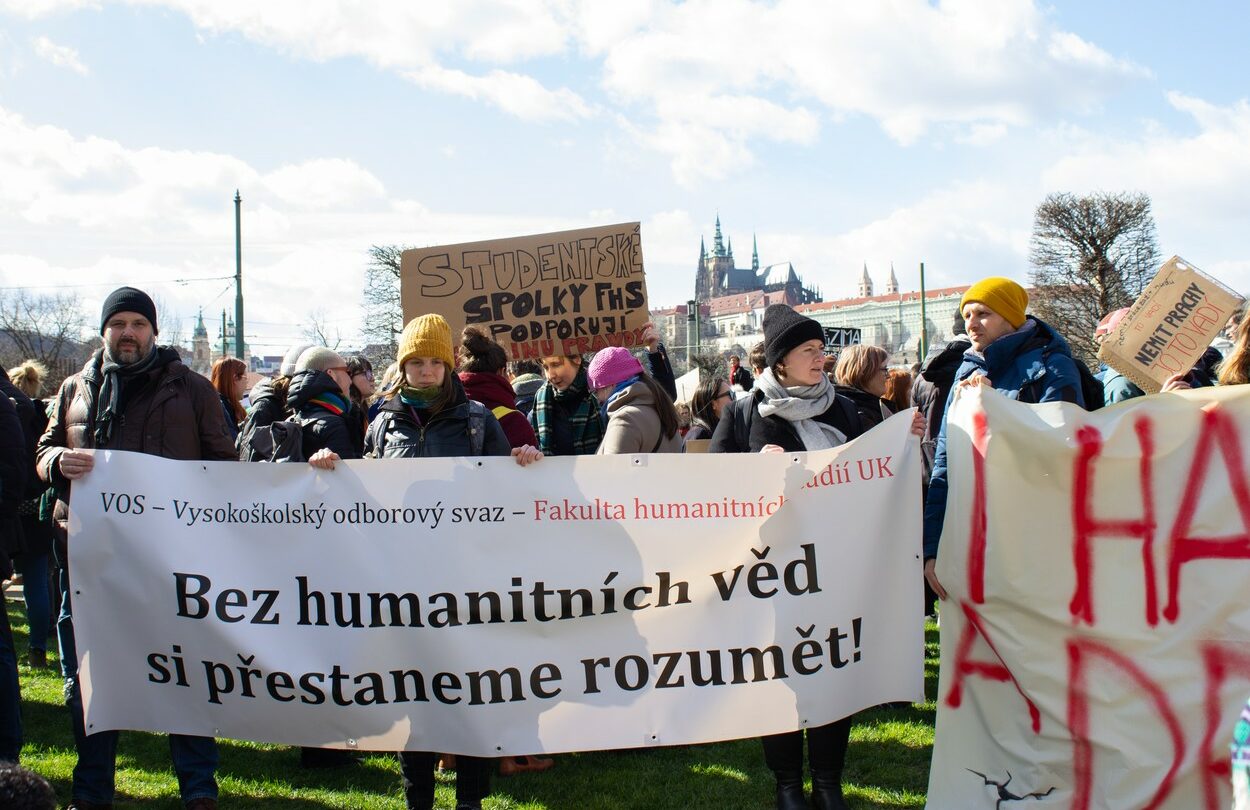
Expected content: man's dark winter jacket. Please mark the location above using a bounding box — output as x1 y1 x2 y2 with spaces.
365 376 510 459
922 318 1083 559
729 365 754 391
36 349 236 561
287 370 363 461
912 337 972 485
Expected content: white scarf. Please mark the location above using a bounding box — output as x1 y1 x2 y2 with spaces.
755 368 846 450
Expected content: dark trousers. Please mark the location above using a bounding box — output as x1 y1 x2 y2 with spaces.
398 751 491 810
0 594 21 761
760 716 852 778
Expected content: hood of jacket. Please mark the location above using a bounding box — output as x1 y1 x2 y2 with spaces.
287 369 346 413
919 338 972 388
248 376 278 406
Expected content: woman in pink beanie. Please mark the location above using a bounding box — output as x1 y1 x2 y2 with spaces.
586 346 683 454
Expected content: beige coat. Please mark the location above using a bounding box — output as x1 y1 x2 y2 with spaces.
597 382 684 455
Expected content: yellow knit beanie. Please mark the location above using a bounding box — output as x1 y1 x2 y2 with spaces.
961 277 1029 329
397 314 455 369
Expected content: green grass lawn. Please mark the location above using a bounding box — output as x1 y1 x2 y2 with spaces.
9 602 938 808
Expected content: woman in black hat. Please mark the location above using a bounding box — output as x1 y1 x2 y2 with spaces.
713 303 923 810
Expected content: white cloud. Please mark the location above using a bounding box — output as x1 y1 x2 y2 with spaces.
594 0 1147 174
402 65 592 123
1042 92 1250 293
31 35 89 74
1 0 1146 184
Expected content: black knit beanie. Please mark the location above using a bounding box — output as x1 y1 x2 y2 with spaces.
762 304 824 367
100 286 159 335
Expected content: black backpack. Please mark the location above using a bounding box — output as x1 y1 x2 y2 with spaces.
1072 358 1105 411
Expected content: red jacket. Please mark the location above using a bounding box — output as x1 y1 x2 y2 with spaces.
458 371 538 450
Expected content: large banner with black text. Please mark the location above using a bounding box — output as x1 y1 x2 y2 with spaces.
69 413 923 755
927 385 1250 810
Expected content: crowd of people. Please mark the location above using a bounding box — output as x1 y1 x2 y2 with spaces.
0 278 1247 809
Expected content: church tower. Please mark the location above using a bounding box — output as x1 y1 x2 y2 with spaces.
885 263 899 296
858 263 874 298
191 309 211 375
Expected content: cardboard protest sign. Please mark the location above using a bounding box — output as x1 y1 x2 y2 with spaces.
400 223 650 360
1097 256 1244 393
927 385 1250 809
70 417 923 755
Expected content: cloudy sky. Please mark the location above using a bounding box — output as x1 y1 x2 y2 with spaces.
1 0 1247 353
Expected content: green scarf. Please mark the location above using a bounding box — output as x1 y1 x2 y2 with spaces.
531 366 605 455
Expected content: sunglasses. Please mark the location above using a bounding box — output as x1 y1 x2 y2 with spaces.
716 390 733 400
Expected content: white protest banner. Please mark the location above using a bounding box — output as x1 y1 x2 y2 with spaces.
926 385 1250 809
400 223 650 361
70 414 922 755
1097 255 1244 393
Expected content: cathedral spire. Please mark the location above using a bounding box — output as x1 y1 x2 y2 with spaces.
727 236 733 259
713 213 725 257
751 233 759 272
858 262 874 298
886 262 899 295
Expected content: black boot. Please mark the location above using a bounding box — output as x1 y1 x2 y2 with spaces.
810 771 850 810
773 769 807 810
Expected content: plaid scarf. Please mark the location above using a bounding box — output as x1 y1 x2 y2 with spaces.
531 366 604 456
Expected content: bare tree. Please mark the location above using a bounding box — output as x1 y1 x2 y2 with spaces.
303 308 343 350
360 244 409 369
0 289 89 390
1028 191 1160 364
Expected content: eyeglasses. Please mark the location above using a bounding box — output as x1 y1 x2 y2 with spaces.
716 390 733 400
353 370 374 381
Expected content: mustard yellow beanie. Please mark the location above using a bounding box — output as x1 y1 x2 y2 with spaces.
961 277 1029 329
397 314 455 369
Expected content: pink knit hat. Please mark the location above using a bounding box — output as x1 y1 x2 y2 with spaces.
586 347 644 389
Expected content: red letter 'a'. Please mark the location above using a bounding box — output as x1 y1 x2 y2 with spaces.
1069 417 1158 627
1164 408 1250 623
944 600 1041 733
1067 639 1184 810
1198 644 1250 810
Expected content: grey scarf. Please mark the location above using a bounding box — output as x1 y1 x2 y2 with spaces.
755 368 846 450
90 344 167 447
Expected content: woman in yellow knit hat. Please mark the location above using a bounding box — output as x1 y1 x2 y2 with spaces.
308 313 541 810
922 276 1084 599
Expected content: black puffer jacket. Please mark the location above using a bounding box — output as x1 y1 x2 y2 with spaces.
365 377 510 459
287 370 362 461
237 376 290 461
912 338 971 484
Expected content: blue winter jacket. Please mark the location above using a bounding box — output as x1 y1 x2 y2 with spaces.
922 317 1084 559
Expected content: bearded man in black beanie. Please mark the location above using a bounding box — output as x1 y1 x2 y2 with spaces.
36 286 235 810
